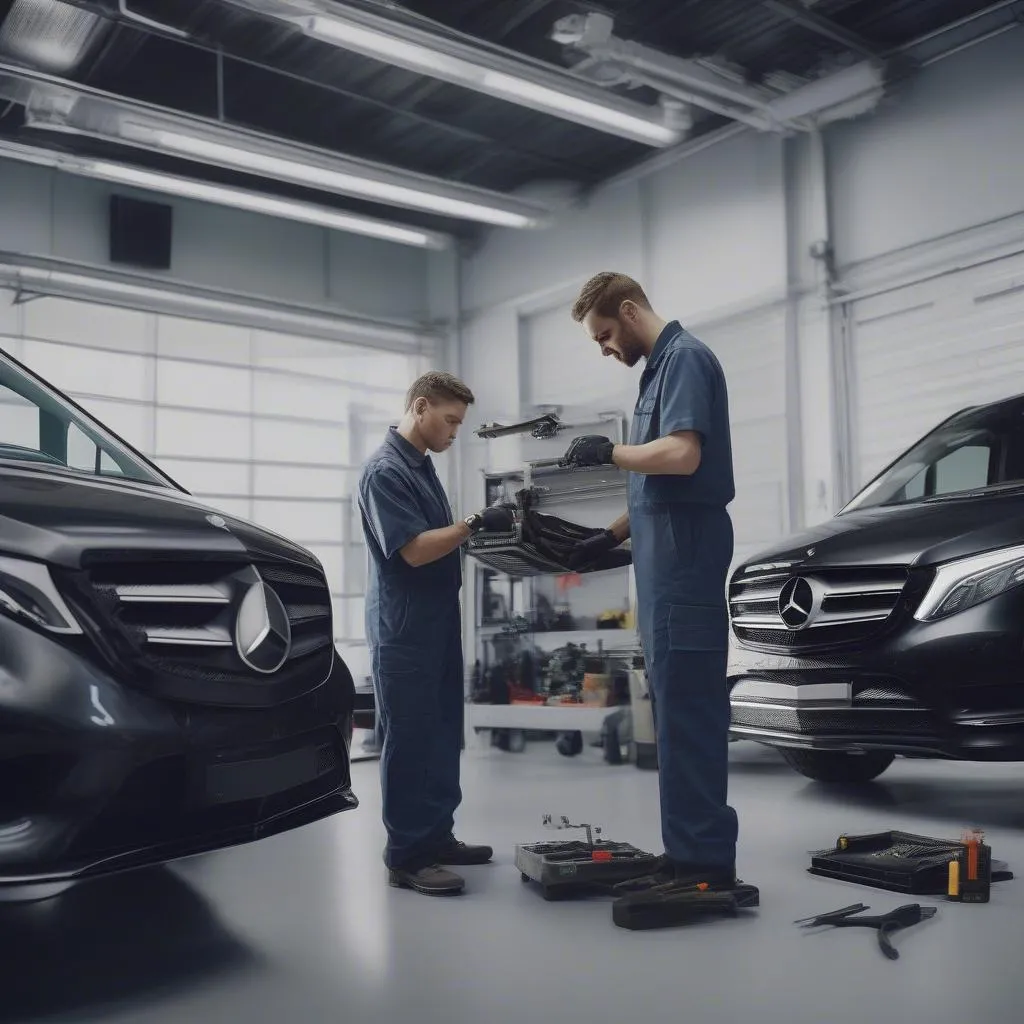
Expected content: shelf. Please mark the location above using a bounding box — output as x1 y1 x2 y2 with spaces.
468 702 626 732
478 627 636 649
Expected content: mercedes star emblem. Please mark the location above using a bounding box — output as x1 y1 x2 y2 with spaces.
778 577 816 630
235 573 292 674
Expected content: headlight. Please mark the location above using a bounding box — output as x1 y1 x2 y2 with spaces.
0 556 82 635
914 544 1024 621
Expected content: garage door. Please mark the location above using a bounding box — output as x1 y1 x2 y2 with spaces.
850 249 1024 491
524 300 791 568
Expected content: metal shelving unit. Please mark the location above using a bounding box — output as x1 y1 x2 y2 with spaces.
465 422 641 748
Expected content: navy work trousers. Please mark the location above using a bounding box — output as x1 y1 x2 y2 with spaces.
630 501 739 869
370 605 464 870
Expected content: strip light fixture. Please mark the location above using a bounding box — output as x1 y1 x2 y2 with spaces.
0 138 450 248
223 0 681 148
9 67 553 230
22 108 551 229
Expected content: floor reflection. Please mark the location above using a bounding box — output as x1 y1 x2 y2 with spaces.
0 866 258 1023
793 766 1024 831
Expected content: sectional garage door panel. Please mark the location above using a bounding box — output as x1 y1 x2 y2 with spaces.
851 250 1024 491
695 303 790 566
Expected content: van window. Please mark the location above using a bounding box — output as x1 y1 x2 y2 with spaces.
843 406 1024 514
0 350 172 487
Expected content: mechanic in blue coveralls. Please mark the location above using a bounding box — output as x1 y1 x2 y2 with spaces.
357 371 513 897
560 272 741 892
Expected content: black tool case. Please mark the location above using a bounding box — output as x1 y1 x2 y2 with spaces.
809 830 1013 894
515 840 660 900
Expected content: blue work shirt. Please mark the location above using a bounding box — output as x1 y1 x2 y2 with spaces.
358 427 461 644
628 320 735 510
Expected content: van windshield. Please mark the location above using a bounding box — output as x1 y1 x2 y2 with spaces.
842 402 1024 513
0 350 176 489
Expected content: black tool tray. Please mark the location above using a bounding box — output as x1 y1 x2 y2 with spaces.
515 840 660 900
809 830 1013 894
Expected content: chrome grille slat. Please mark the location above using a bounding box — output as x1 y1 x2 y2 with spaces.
144 625 233 647
115 583 231 604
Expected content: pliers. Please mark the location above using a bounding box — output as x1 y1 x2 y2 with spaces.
794 902 938 960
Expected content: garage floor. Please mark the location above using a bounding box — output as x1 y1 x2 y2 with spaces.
4 741 1021 1024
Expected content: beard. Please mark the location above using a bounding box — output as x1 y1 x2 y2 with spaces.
617 322 645 367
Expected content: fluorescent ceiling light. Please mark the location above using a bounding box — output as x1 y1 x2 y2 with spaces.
142 126 537 227
0 138 447 248
84 161 448 248
301 13 679 147
222 2 679 147
9 64 554 229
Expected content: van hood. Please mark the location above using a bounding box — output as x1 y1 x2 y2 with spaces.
0 464 317 570
744 489 1024 572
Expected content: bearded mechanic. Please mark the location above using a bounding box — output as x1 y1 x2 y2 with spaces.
358 371 513 897
560 272 741 892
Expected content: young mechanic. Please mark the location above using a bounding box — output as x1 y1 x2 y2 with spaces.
559 272 741 891
357 372 513 896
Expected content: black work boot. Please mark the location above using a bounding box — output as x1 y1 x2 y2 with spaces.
388 863 465 896
433 834 494 866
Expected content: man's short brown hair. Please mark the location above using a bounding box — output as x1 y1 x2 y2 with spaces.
571 272 652 323
405 371 475 411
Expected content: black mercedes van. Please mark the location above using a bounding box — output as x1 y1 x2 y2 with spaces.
728 393 1024 782
0 345 357 898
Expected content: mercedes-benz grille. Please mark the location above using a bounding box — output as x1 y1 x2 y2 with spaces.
729 564 908 651
75 558 334 706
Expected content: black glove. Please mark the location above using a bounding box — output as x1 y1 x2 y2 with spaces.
560 435 616 469
566 529 618 569
464 505 515 535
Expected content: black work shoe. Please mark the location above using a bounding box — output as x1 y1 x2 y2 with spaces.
434 835 494 866
388 863 465 896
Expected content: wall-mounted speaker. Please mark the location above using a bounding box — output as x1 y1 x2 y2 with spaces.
109 194 173 270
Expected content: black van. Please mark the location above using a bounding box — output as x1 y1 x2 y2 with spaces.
728 393 1024 782
0 345 357 898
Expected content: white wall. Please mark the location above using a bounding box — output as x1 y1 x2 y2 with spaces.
0 161 435 323
461 129 786 320
829 28 1024 270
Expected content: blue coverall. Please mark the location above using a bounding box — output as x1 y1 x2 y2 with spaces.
357 427 464 871
629 321 739 871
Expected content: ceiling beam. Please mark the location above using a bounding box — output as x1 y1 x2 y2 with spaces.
761 0 883 60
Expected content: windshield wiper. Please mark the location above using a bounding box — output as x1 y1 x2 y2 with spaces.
920 481 1024 503
0 444 66 467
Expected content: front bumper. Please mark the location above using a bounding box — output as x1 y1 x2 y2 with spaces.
727 587 1024 761
0 615 357 890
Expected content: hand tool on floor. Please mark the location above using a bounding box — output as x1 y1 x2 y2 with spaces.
612 881 761 931
795 902 938 960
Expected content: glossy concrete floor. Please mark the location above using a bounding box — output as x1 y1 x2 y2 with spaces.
3 738 1022 1024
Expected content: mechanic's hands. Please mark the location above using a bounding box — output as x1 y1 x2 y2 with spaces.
559 435 616 469
465 504 516 534
566 529 618 570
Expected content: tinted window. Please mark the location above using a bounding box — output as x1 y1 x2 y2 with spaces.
0 351 173 488
843 405 1024 513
